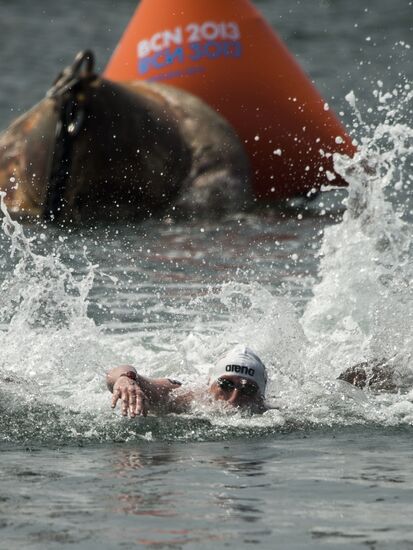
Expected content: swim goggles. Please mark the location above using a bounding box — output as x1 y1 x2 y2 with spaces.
217 377 259 396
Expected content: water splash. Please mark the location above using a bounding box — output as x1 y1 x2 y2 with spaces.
1 77 413 444
0 193 95 331
0 193 117 442
302 80 413 386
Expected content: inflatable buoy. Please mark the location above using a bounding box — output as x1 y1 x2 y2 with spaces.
0 52 251 222
105 0 356 200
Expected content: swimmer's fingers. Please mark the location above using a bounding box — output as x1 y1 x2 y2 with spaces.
111 379 147 418
128 386 138 417
111 385 133 416
112 379 135 416
111 387 122 410
134 389 148 417
122 385 142 418
121 387 132 416
120 386 146 417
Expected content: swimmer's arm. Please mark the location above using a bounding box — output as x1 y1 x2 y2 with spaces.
107 365 185 417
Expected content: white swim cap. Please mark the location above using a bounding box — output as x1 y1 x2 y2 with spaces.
209 345 267 396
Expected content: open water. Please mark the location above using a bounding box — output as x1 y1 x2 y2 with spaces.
0 1 412 548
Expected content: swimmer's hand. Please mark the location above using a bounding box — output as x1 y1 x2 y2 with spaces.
111 376 148 417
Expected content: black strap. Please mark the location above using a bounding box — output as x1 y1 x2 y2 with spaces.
44 51 96 222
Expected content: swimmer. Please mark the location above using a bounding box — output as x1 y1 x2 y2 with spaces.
338 358 409 392
107 346 268 417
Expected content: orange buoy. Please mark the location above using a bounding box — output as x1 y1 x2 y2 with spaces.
105 0 356 201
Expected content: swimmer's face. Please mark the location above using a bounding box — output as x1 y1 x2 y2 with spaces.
209 375 263 409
